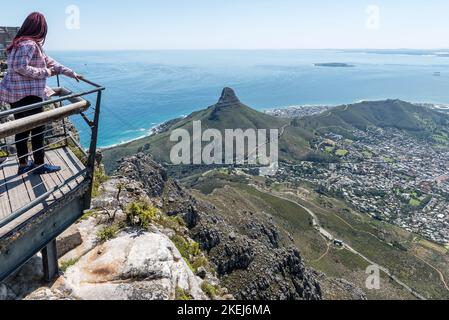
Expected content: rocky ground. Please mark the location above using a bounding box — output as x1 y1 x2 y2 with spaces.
0 156 226 300
1 230 208 300
118 154 323 300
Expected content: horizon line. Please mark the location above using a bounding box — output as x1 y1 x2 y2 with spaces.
46 47 449 52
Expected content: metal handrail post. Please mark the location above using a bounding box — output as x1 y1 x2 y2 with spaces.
57 75 69 148
83 90 102 209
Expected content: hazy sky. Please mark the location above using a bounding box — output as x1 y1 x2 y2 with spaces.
1 0 448 50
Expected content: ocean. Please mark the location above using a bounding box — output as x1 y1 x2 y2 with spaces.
47 49 449 148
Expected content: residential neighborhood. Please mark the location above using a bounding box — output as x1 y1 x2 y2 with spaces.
276 127 449 245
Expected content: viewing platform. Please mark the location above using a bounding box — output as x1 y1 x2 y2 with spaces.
0 79 105 282
0 147 86 234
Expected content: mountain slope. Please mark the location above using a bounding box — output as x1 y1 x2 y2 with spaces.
186 170 449 300
103 88 312 173
293 99 449 139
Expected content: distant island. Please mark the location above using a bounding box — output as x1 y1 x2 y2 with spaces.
314 62 355 68
355 49 449 57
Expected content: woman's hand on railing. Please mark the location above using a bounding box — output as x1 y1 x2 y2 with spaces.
73 73 85 83
48 68 83 81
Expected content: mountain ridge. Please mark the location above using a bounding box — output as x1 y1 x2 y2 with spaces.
102 88 295 173
102 89 449 173
293 99 449 139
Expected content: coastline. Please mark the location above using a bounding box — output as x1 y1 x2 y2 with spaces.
99 124 160 151
99 115 186 151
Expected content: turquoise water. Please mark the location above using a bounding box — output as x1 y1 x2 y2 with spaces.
47 50 449 148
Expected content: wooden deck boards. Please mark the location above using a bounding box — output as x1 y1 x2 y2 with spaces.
0 147 86 236
2 161 31 213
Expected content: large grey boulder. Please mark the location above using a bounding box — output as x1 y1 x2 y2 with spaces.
56 225 83 258
57 231 206 300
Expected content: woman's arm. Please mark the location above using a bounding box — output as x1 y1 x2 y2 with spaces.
12 43 52 79
44 55 77 78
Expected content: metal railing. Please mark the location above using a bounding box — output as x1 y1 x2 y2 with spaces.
0 77 105 229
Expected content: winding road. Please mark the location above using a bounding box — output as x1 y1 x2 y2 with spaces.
250 184 427 300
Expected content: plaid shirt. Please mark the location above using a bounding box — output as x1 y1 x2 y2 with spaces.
0 40 75 103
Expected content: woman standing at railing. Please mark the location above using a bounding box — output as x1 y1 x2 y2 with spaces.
0 12 83 175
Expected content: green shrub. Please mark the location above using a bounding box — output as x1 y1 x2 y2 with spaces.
192 256 209 273
125 200 188 232
159 215 186 230
201 281 218 299
97 225 119 242
171 234 209 273
175 287 193 300
189 241 201 256
126 201 159 229
80 209 97 221
60 258 79 273
183 257 195 273
92 166 109 198
171 234 201 259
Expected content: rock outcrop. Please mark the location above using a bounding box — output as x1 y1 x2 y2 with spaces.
116 154 168 197
1 155 217 300
59 231 206 300
188 194 322 300
209 87 244 121
118 153 322 300
215 87 241 108
313 271 367 300
2 223 208 300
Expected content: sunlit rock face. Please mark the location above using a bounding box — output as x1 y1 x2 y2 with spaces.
59 231 206 300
